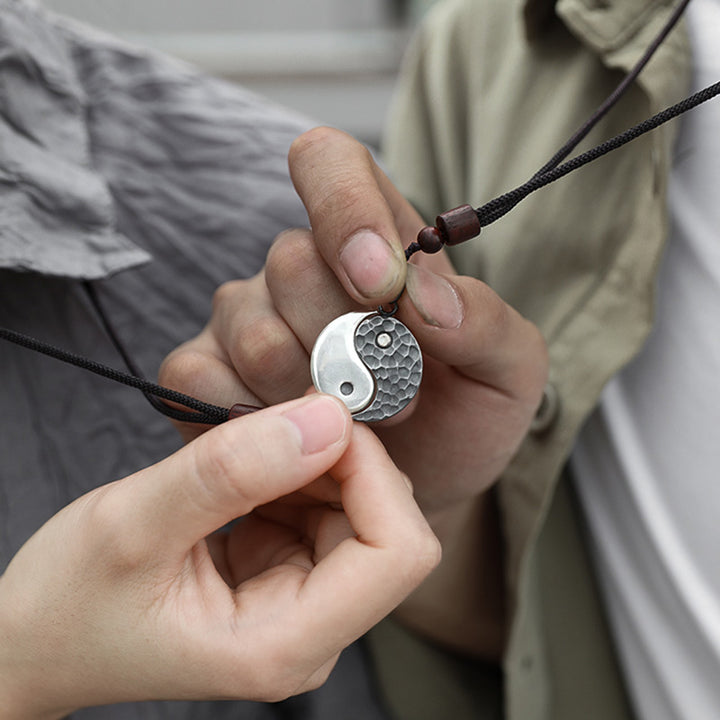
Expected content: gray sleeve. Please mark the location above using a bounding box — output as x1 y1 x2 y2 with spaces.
0 0 152 278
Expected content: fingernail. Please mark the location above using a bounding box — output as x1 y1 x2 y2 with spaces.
406 264 464 329
339 230 403 298
283 396 348 455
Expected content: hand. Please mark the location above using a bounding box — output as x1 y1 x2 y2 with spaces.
162 126 547 514
160 127 548 654
0 395 439 719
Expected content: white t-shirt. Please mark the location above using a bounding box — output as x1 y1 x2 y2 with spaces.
571 2 720 719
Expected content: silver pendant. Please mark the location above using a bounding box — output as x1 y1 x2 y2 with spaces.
310 311 423 422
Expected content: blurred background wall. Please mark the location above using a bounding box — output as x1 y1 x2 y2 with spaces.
40 0 437 147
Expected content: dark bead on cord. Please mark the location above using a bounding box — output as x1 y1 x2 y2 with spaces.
435 204 482 246
229 402 260 419
416 226 444 254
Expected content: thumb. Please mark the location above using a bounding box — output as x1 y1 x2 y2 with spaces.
123 394 352 556
404 262 548 396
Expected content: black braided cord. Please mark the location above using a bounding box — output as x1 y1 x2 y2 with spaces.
473 80 720 229
80 281 240 424
0 326 230 425
533 0 692 177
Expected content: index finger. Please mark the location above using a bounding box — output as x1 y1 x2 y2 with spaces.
288 127 420 305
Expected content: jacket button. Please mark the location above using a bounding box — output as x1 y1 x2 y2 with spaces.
530 382 559 435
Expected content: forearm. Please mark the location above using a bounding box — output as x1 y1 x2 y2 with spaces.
393 490 506 660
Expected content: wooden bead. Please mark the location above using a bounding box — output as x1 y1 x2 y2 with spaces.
416 226 444 253
435 204 481 246
228 403 260 419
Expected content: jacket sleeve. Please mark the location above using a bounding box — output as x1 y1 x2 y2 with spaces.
0 2 150 279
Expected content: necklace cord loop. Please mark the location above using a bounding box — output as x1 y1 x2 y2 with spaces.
0 325 232 424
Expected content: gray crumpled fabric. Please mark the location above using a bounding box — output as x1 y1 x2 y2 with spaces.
0 0 150 277
0 1 391 718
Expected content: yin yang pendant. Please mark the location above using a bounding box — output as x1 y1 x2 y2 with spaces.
310 311 422 422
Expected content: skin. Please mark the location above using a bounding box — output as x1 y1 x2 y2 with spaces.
0 395 439 718
160 127 549 657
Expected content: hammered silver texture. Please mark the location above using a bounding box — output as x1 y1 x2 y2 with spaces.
352 314 423 422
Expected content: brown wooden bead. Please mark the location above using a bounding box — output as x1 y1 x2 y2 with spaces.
435 204 481 246
228 402 260 419
416 226 444 254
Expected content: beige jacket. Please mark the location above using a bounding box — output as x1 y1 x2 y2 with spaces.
369 1 692 718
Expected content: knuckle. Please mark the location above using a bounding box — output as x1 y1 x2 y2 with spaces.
389 520 442 589
411 528 443 580
504 318 549 409
158 347 211 396
229 646 314 702
259 672 305 703
289 128 377 230
264 652 332 701
231 314 297 382
526 324 550 389
477 284 512 343
288 126 348 168
212 278 249 314
299 665 334 694
311 175 372 227
266 230 318 288
258 683 298 704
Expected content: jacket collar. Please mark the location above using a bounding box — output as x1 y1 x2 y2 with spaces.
524 0 681 50
523 0 557 40
523 0 690 105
